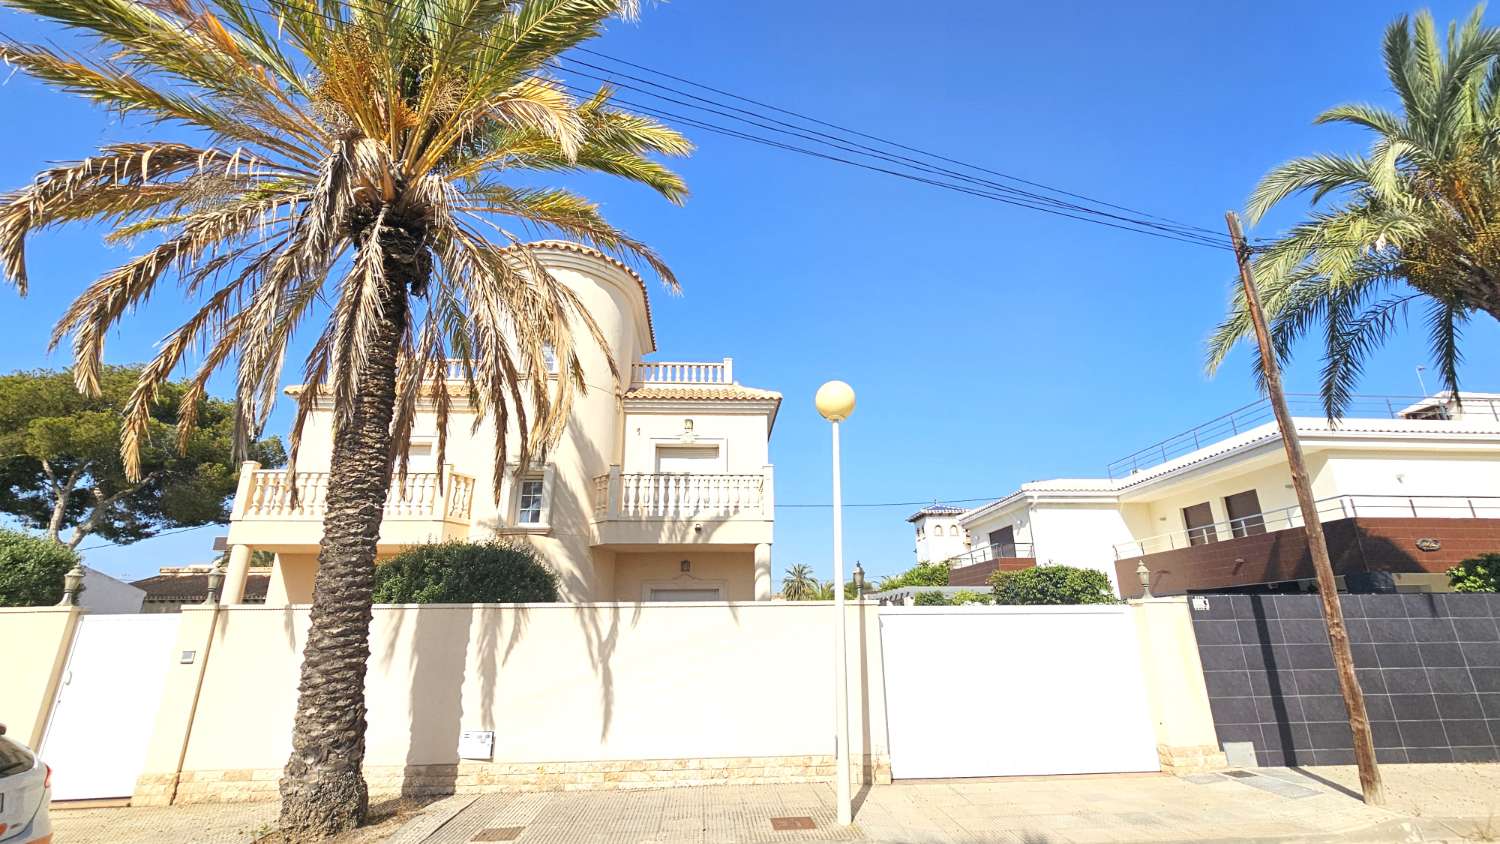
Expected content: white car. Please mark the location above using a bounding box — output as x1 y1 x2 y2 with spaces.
0 725 50 844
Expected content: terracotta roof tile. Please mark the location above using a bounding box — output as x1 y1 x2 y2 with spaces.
624 384 782 402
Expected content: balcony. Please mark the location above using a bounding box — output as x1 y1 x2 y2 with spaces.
1112 494 1500 598
1106 394 1500 479
590 466 773 546
631 358 733 386
227 464 475 548
946 542 1037 586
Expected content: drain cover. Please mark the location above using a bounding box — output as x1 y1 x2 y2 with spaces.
471 828 524 842
1224 770 1256 778
770 816 816 831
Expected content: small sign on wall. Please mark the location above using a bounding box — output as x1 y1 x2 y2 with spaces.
1190 596 1210 612
1415 538 1441 552
458 730 494 760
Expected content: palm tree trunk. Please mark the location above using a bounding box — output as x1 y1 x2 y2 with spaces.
278 261 410 839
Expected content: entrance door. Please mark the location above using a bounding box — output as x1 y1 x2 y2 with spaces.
988 526 1017 558
654 445 719 474
1224 490 1267 538
1182 501 1218 546
880 606 1159 778
39 614 181 800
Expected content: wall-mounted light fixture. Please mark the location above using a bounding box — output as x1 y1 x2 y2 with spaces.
680 559 691 572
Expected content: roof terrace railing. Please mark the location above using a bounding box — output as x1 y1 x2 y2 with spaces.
1105 394 1500 479
1112 493 1500 558
631 357 733 386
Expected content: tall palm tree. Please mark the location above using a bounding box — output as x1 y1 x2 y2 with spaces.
0 0 688 836
1207 6 1500 416
781 563 818 601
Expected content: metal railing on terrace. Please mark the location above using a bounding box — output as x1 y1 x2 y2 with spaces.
1106 394 1500 479
1112 493 1500 558
947 542 1036 568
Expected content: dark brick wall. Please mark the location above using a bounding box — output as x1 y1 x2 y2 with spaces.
1117 517 1500 598
947 558 1035 586
1192 592 1500 766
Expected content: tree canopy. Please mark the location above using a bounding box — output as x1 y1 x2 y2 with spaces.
1208 6 1500 415
0 527 80 606
0 366 284 548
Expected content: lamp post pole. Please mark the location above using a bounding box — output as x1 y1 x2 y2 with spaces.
816 381 856 826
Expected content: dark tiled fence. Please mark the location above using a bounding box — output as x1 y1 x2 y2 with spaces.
1191 593 1500 766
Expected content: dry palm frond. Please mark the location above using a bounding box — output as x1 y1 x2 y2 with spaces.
1 0 690 485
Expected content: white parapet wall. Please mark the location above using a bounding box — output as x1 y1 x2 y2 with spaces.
136 601 891 803
112 598 1226 805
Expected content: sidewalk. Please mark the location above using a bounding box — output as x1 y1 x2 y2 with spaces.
48 763 1500 843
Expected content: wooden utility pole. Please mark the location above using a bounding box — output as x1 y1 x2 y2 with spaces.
1226 212 1384 805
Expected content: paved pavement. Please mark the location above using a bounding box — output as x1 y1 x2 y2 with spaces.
47 764 1500 843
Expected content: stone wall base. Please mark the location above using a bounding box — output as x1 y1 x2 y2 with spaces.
1157 744 1228 774
137 755 894 805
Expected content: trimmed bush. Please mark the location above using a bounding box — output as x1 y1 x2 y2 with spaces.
990 565 1116 605
949 589 992 605
912 590 951 606
373 540 559 604
0 528 80 607
1448 553 1500 593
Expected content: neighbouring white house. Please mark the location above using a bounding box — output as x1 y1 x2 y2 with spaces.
77 566 146 614
219 242 780 605
946 391 1500 596
907 503 969 563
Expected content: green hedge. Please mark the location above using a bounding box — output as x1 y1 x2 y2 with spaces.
373 541 559 604
1448 553 1500 593
0 528 80 607
912 590 950 606
990 565 1116 605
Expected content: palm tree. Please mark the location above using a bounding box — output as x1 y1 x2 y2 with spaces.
0 0 688 836
781 563 818 601
810 579 836 600
1207 6 1500 416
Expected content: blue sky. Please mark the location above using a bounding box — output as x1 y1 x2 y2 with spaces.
1 0 1496 585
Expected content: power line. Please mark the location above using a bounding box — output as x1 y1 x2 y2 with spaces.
233 0 1236 251
76 522 211 552
775 496 1001 509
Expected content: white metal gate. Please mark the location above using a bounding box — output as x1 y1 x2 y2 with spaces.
39 614 181 800
880 605 1160 779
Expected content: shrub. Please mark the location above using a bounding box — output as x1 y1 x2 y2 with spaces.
990 565 1116 605
1448 553 1500 593
949 589 992 605
0 528 80 607
373 540 559 604
912 590 951 606
877 561 950 591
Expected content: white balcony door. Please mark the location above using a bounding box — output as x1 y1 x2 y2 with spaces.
655 445 719 473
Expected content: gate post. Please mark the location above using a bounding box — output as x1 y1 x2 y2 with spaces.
1128 597 1227 774
133 605 221 806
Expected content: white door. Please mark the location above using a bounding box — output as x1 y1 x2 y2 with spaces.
39 614 181 800
880 605 1160 779
654 445 719 474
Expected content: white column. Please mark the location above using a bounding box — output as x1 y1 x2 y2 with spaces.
228 461 261 520
754 543 772 601
221 544 252 604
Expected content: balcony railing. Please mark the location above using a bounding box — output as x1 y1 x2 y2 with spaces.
631 357 733 386
947 542 1035 568
236 467 475 522
1113 494 1500 558
1106 394 1500 479
592 468 770 519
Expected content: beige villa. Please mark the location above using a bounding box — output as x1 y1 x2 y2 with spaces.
219 242 780 606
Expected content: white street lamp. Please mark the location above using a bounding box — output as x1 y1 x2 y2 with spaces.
815 380 855 826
